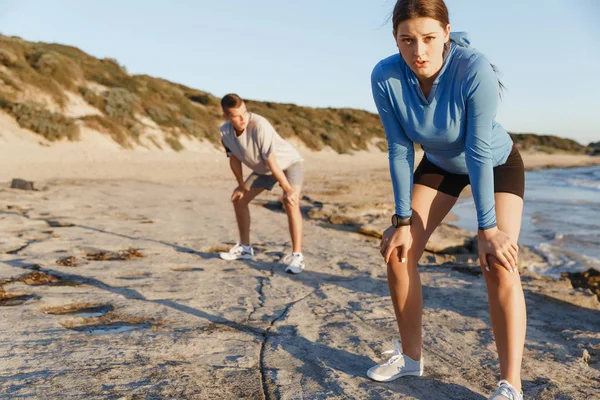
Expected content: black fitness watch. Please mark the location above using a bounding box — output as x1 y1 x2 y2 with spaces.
391 214 412 228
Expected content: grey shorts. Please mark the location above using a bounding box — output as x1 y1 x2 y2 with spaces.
245 161 304 191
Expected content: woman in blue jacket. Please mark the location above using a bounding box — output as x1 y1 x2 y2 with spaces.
368 1 526 399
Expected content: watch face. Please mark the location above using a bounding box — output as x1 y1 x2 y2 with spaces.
392 214 398 227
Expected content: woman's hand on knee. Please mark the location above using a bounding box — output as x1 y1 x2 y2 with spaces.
380 225 412 264
477 227 518 273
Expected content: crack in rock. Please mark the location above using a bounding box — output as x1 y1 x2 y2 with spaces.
258 289 318 400
6 239 43 255
247 276 269 323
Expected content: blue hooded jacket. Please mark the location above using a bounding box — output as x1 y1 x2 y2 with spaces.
371 32 513 230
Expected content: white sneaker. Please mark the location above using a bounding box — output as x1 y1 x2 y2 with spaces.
488 380 523 400
367 340 423 382
219 243 254 261
284 253 305 274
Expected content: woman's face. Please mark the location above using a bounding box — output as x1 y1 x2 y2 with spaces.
395 17 450 82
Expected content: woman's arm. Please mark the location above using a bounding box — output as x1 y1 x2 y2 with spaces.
464 56 499 231
371 63 414 219
464 56 518 272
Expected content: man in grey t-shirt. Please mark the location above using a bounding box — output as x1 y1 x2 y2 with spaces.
218 94 306 274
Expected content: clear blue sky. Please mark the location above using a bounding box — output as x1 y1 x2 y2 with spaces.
1 0 598 144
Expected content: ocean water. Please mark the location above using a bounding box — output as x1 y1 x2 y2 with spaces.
452 165 600 277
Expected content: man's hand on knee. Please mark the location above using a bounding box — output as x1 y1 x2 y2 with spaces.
231 186 248 202
282 187 300 208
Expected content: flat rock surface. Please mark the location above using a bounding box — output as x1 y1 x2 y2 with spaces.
0 180 598 399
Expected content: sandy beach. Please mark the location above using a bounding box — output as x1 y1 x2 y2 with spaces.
1 0 599 396
1 133 599 399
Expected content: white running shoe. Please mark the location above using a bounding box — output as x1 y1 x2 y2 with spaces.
284 253 305 274
219 243 254 261
488 380 523 400
367 340 423 382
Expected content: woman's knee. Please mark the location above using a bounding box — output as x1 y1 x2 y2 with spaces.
386 245 424 272
482 254 521 289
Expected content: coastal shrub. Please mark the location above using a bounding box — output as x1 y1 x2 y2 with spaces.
78 87 106 110
0 95 13 111
103 87 139 120
27 50 60 75
81 115 131 148
12 102 80 141
145 105 172 125
0 40 69 106
245 100 385 153
25 49 82 89
0 72 20 90
510 133 587 154
0 48 18 66
103 58 127 73
294 127 323 151
165 135 184 151
187 92 211 105
136 78 222 144
85 59 137 91
375 139 388 152
587 141 600 156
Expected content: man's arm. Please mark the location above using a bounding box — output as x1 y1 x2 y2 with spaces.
264 153 291 191
229 156 245 188
264 153 298 206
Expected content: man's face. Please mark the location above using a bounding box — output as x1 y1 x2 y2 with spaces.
224 102 249 133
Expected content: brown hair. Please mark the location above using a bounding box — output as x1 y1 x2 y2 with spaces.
221 93 244 112
392 0 449 34
391 0 505 95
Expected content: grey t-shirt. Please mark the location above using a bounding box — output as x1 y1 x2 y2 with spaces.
220 113 303 175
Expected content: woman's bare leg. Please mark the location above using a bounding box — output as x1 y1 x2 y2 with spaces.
387 184 458 361
481 192 526 391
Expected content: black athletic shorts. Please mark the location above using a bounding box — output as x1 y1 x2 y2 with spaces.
413 145 525 199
